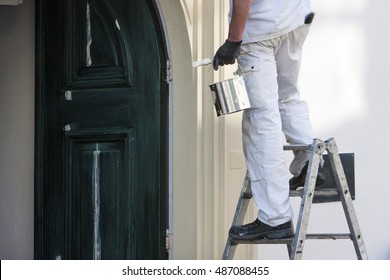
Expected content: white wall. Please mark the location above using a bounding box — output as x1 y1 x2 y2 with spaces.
158 0 199 260
306 0 390 260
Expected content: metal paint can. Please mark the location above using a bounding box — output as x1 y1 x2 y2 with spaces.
209 75 251 117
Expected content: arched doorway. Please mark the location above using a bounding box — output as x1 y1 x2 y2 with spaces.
35 0 169 259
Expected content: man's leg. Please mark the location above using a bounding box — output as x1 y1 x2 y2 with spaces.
238 40 293 228
276 24 324 189
277 24 315 176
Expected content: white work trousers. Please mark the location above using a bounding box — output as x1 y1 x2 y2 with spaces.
237 23 314 227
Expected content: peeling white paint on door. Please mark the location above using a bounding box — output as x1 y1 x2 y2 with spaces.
86 2 92 67
92 143 101 260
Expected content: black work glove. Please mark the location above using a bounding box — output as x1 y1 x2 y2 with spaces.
212 40 242 71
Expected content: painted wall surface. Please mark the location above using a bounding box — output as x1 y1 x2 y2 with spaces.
292 0 390 260
158 0 198 260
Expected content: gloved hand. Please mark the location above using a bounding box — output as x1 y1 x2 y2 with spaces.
212 40 242 71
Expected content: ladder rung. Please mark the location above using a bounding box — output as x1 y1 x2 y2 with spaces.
283 144 312 151
290 189 343 203
228 237 292 245
306 233 352 240
228 233 352 245
290 189 338 197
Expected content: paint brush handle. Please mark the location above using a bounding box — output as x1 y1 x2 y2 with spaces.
192 58 213 68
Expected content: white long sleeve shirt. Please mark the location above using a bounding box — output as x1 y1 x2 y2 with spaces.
229 0 311 43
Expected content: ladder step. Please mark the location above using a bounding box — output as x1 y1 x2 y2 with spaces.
306 233 352 240
228 233 352 245
228 237 293 245
283 144 313 151
290 189 344 203
289 189 339 197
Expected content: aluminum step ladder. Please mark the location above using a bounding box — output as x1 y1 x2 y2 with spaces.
222 138 368 260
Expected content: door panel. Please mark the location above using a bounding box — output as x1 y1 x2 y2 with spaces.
65 130 134 259
66 0 133 88
35 0 168 260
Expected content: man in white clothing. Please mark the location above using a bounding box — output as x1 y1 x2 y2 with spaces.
213 0 324 240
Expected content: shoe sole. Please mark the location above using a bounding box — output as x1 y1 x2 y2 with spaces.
229 228 293 241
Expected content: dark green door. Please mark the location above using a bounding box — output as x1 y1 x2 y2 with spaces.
35 0 168 259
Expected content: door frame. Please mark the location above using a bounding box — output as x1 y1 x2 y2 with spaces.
153 0 174 259
34 0 172 259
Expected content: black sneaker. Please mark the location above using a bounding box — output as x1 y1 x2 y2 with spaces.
289 161 325 190
229 219 293 240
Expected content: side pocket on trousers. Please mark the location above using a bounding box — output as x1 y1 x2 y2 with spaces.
239 61 262 82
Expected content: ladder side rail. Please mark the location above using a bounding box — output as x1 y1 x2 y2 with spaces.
231 171 252 227
286 223 295 259
290 139 324 260
222 171 252 259
222 239 237 260
325 138 369 260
